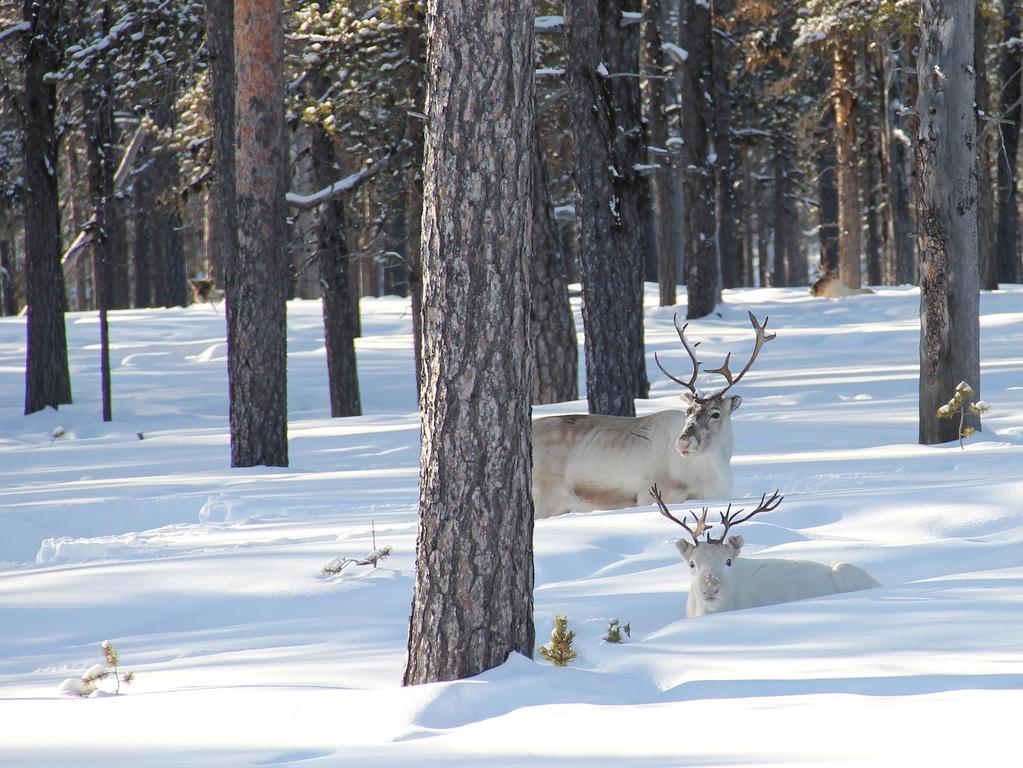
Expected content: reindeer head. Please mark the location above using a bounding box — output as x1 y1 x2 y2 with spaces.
656 311 774 458
651 485 782 615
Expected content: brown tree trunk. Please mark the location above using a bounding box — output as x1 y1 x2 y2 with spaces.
916 0 981 444
565 0 648 416
996 0 1021 283
403 0 535 686
712 0 738 290
642 0 677 305
833 40 862 288
21 0 72 414
530 123 578 405
976 5 998 290
208 0 236 302
229 0 289 467
680 0 720 317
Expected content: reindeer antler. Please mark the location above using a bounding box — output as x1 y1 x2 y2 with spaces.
707 490 784 544
650 484 714 544
654 311 775 404
700 311 775 403
654 313 701 399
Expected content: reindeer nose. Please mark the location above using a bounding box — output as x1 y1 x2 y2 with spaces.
702 573 720 596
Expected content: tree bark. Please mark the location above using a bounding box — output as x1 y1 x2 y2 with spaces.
530 123 578 405
881 35 916 285
0 236 17 316
403 0 535 685
208 0 236 301
680 0 720 317
996 0 1021 283
833 40 862 288
229 0 289 467
975 5 998 290
641 0 677 305
863 52 884 288
565 0 648 416
815 82 840 276
21 0 72 414
771 133 800 285
712 0 738 290
916 0 981 445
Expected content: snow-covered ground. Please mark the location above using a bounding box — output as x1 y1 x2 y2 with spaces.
1 285 1021 767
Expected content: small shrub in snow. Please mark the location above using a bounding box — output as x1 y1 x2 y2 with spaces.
50 426 65 443
59 641 134 697
538 615 577 667
322 545 392 575
936 381 990 449
603 617 630 644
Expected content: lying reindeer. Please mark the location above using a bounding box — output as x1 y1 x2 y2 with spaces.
810 270 875 298
532 311 774 518
652 486 879 617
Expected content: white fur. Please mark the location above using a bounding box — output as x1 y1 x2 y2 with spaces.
532 394 738 519
677 536 880 617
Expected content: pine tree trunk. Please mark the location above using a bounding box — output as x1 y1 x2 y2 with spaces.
756 169 771 287
680 0 720 317
403 0 535 685
833 40 862 289
641 0 677 305
565 0 648 416
881 36 915 285
712 0 738 290
771 134 799 285
21 0 72 414
229 0 289 467
530 123 578 405
132 147 154 306
0 236 17 316
309 118 361 418
401 1 426 399
207 0 236 303
975 5 998 291
815 82 840 276
83 4 117 422
996 0 1021 283
916 0 981 445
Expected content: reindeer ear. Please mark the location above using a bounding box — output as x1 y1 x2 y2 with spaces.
727 534 744 553
728 395 742 412
676 539 695 558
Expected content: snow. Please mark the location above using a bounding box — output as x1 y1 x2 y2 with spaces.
534 16 564 31
662 42 689 64
1 285 1022 766
286 168 371 207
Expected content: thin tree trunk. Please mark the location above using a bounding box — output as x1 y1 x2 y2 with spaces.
404 0 535 686
207 0 236 305
401 0 425 399
642 0 676 305
0 237 17 316
976 5 998 290
756 168 771 287
833 40 862 288
916 0 981 444
712 0 738 290
771 133 800 286
530 123 578 405
881 35 915 285
680 0 720 317
815 81 840 276
565 0 648 415
21 0 72 414
996 0 1021 283
229 0 289 467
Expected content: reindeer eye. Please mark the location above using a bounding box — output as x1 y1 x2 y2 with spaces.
710 410 721 420
725 558 732 566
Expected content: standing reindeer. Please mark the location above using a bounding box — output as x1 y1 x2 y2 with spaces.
652 486 879 617
532 311 775 518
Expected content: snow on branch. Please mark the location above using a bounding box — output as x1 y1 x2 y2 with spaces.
0 21 31 44
620 11 643 27
535 16 564 32
662 43 688 65
286 155 389 209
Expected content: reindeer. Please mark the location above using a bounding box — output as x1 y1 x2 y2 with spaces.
652 486 880 617
810 270 875 298
532 311 774 518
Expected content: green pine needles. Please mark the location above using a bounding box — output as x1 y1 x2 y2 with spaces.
538 615 577 667
604 618 631 644
936 381 990 449
60 641 135 697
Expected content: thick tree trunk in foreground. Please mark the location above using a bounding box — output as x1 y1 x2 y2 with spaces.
403 0 535 686
21 0 72 415
565 0 648 416
915 0 980 444
229 0 289 467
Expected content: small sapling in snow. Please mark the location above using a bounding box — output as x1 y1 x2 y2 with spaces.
603 618 630 643
936 381 990 449
538 615 577 667
59 640 135 697
50 426 65 443
322 522 391 574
